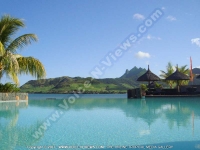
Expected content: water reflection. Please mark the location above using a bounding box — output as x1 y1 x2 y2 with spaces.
0 96 200 149
28 97 200 130
28 97 200 132
0 101 40 150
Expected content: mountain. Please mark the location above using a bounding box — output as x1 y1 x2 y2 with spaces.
120 66 146 79
20 67 200 94
20 66 146 93
192 68 200 74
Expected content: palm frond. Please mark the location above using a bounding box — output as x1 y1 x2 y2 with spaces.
0 41 5 56
179 65 189 74
0 15 24 46
6 34 38 53
159 70 167 79
3 52 19 73
17 57 46 79
0 15 45 85
159 62 190 88
7 71 19 85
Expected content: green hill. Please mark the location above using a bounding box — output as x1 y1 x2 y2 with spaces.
20 66 147 93
21 67 200 94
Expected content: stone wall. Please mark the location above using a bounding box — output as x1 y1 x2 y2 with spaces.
0 93 28 101
0 100 28 110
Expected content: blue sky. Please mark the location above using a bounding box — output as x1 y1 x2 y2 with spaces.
1 0 200 85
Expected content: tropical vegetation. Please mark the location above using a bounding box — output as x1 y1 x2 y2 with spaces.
140 84 148 91
154 82 162 89
160 62 189 88
140 83 148 96
0 82 19 92
0 15 46 90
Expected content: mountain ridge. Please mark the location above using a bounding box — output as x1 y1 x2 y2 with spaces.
20 67 200 93
20 66 147 93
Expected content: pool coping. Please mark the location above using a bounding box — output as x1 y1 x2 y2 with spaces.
146 94 200 97
0 100 28 102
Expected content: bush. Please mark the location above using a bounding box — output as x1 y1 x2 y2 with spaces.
0 83 20 92
154 82 162 89
140 84 148 91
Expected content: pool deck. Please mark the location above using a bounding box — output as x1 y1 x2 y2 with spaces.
146 94 200 98
127 88 200 98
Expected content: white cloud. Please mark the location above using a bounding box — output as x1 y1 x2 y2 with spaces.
172 66 176 71
166 15 177 21
158 70 162 76
191 38 200 47
146 35 161 40
133 13 145 20
137 35 161 44
157 37 162 40
146 35 152 40
135 51 151 59
161 7 165 10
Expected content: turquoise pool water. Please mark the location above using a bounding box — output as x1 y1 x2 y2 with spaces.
0 94 200 150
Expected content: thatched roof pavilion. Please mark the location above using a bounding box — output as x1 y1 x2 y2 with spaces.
165 68 190 81
137 65 160 82
165 66 190 92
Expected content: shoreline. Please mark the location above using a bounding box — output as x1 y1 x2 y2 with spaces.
25 92 127 94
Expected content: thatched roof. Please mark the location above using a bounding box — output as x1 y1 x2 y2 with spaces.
165 68 190 80
137 65 160 81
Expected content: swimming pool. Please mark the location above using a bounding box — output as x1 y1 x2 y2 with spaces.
0 94 200 150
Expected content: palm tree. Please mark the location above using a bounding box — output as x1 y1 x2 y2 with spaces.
160 62 175 88
160 62 189 88
0 15 46 85
178 65 189 85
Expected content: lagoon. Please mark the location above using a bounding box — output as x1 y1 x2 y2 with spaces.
0 94 200 150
